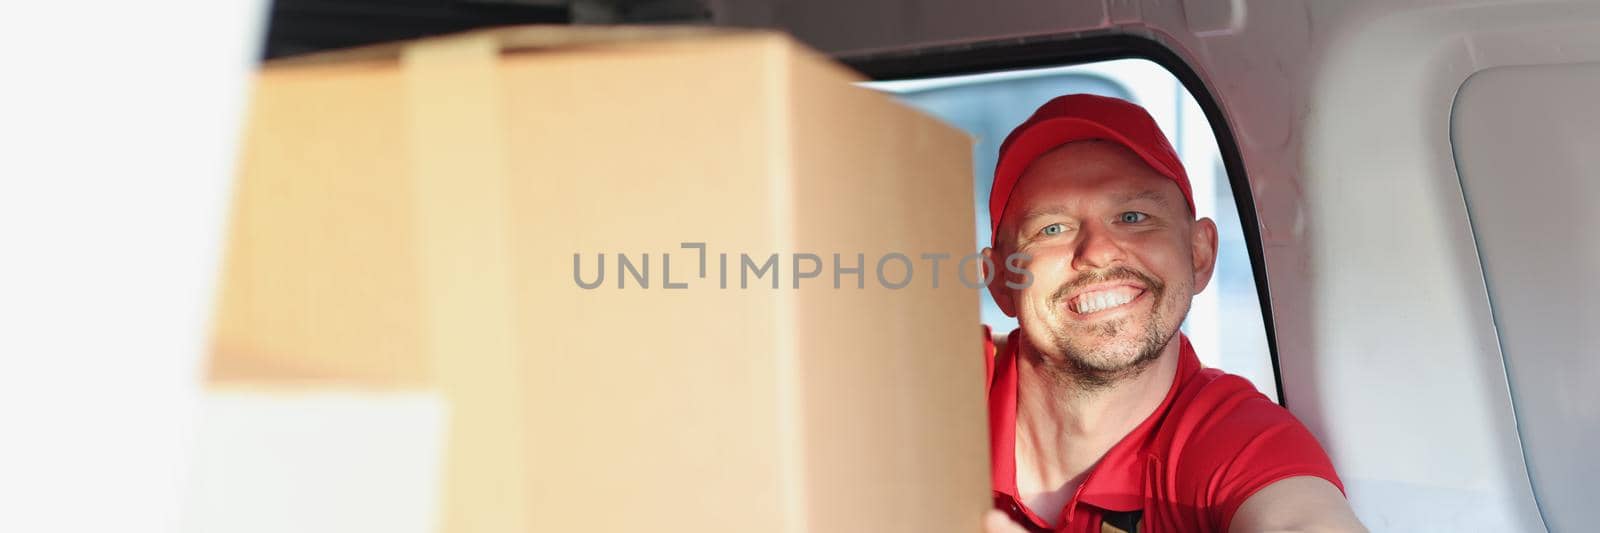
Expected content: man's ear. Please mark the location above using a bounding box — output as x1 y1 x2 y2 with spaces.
1190 217 1220 294
983 246 1018 317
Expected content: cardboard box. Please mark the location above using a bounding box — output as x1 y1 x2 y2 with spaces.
205 26 988 533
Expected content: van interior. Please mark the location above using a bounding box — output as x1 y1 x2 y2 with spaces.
3 1 1595 532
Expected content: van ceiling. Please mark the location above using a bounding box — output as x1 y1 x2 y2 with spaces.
261 0 713 59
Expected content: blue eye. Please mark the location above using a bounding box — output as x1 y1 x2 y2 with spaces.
1041 223 1065 236
1119 212 1149 223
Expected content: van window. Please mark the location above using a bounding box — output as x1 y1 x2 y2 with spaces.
863 57 1279 402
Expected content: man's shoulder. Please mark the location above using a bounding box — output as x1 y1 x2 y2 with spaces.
1157 366 1341 490
1150 366 1344 527
1167 368 1306 445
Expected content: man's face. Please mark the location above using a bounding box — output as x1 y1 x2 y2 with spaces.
986 140 1217 386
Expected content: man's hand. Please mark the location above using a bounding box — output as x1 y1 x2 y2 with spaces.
984 510 1031 533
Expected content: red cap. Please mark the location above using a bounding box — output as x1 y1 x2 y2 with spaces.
989 94 1193 246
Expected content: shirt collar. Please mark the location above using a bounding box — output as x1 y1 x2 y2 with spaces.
989 329 1202 513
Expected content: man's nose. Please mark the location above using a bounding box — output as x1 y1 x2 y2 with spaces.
1070 222 1128 271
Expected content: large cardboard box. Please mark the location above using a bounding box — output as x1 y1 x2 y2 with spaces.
203 26 988 533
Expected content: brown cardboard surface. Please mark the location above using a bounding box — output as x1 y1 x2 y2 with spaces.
210 26 987 533
786 41 990 533
403 34 531 533
211 60 425 386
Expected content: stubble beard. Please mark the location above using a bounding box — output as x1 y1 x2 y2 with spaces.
1029 267 1187 395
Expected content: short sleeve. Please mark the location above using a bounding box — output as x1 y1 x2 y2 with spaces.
1168 375 1344 531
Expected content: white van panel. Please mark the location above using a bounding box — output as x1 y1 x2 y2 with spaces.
1453 61 1600 533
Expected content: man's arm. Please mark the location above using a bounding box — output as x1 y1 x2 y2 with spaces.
1227 476 1366 533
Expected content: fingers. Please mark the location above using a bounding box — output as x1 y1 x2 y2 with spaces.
984 510 1030 533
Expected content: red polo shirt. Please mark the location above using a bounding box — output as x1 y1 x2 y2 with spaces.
986 328 1343 532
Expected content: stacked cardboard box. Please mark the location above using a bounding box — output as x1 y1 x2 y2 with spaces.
200 26 988 533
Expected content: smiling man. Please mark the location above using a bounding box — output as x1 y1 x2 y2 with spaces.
978 95 1365 533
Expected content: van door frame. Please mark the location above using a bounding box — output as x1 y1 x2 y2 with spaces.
844 34 1287 405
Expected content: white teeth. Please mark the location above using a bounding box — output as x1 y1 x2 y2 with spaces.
1074 289 1136 314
